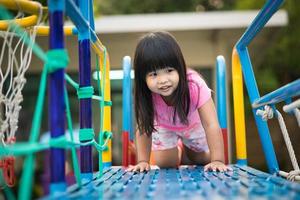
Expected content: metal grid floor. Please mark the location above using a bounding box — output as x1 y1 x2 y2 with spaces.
43 165 300 199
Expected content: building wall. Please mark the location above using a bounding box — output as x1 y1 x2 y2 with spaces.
25 27 279 77
2 26 290 168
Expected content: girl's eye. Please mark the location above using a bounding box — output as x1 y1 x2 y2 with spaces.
166 68 175 73
148 72 157 77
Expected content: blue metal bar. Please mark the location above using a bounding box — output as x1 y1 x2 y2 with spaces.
236 0 284 49
77 0 93 180
252 79 300 108
122 56 133 139
65 0 98 43
48 0 66 193
89 0 96 42
234 0 284 174
237 48 279 174
216 55 227 129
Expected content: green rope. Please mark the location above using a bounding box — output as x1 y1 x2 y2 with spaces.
65 74 112 105
0 170 15 200
0 142 49 156
77 86 94 99
19 63 48 200
95 53 102 176
18 48 69 200
46 49 69 73
3 185 16 200
103 131 113 139
92 95 112 106
65 74 79 89
63 86 82 188
99 49 108 176
0 134 113 157
79 128 95 142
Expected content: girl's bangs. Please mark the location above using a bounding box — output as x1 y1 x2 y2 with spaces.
142 45 180 74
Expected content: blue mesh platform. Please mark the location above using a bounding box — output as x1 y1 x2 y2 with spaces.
43 165 300 200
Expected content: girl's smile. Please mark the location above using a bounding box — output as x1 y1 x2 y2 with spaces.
145 67 179 97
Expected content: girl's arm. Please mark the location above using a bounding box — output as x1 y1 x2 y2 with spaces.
198 98 230 171
135 129 152 163
126 130 152 172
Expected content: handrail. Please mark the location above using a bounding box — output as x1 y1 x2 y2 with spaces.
252 79 300 109
233 0 284 174
236 0 284 49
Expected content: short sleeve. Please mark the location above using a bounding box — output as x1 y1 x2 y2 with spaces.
188 73 211 110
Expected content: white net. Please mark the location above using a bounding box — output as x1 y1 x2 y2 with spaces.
0 2 43 146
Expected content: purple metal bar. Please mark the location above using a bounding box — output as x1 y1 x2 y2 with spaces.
79 39 93 174
49 11 65 184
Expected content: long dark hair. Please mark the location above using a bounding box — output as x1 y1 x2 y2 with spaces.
134 31 190 136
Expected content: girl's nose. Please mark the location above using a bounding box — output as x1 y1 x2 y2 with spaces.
158 75 167 84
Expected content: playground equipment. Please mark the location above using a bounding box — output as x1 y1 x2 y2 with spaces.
0 0 299 199
232 0 300 181
0 0 43 189
216 55 229 165
122 56 136 167
0 0 112 199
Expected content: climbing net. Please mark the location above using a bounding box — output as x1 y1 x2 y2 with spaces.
255 81 300 181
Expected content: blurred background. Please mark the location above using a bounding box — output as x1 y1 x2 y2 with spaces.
7 0 300 192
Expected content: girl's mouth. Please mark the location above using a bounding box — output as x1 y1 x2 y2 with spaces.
159 86 171 92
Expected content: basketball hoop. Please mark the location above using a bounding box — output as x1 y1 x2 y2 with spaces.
0 0 42 146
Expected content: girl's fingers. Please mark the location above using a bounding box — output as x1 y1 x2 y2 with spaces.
125 166 133 172
204 163 232 172
133 165 141 172
226 166 233 171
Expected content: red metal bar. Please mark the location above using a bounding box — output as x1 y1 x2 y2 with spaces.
221 128 228 164
122 131 129 167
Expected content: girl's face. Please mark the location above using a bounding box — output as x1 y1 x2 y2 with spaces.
145 67 179 98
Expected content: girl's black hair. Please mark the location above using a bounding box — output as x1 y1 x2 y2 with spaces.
134 31 190 136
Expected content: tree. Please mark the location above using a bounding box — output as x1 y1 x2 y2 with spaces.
263 0 300 84
94 0 235 15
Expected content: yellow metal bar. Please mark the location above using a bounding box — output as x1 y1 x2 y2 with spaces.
0 0 41 14
102 53 112 164
232 48 247 160
0 15 38 30
91 40 111 164
0 0 42 30
35 26 75 36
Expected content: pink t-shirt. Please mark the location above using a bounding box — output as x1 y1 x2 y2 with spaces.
152 69 211 132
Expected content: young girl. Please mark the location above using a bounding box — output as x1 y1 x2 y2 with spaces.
128 31 230 172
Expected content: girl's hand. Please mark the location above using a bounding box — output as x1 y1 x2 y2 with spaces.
126 161 151 172
204 160 232 172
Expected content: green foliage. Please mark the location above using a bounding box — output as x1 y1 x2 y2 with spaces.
95 0 235 15
256 69 280 95
262 0 300 84
234 0 264 10
235 0 300 88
